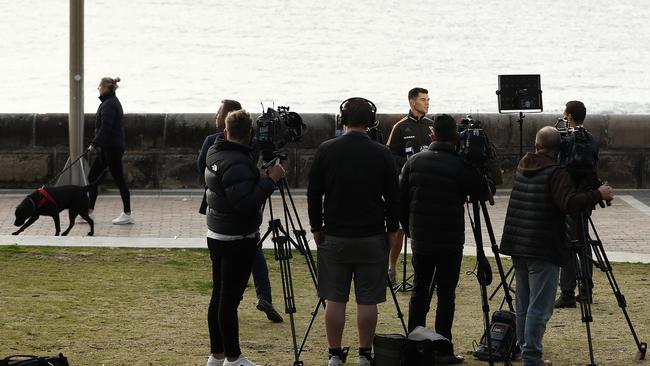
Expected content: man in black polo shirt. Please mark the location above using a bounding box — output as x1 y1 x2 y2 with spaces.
386 87 433 283
308 97 399 366
400 114 487 364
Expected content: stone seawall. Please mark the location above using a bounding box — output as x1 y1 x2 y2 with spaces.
1 113 648 189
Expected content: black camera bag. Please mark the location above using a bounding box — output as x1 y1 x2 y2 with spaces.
473 310 517 361
0 353 69 366
375 333 449 366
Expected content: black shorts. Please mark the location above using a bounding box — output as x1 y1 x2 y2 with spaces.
317 234 389 305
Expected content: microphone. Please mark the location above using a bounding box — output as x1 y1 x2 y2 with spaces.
405 141 414 160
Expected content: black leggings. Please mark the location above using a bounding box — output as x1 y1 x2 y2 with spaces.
207 237 259 357
87 148 131 213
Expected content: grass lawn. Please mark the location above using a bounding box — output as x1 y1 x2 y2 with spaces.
0 245 648 365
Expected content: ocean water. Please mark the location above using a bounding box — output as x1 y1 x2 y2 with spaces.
1 0 649 114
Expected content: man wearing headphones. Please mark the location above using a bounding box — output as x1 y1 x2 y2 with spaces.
307 97 399 366
386 87 433 283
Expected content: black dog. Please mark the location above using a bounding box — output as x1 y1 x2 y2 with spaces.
13 185 94 236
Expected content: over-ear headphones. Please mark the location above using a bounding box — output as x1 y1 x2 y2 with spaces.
339 97 378 128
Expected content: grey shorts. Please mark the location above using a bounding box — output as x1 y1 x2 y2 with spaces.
317 234 389 305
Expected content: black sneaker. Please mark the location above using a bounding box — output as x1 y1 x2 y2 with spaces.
256 299 283 323
554 294 577 308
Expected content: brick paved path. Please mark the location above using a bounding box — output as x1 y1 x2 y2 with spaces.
1 190 649 259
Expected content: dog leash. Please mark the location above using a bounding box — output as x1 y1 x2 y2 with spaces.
44 149 90 187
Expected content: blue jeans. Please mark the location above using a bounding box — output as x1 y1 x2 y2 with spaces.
252 248 273 303
513 257 559 366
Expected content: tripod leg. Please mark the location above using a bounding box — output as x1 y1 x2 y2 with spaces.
481 201 515 312
278 179 320 291
574 214 597 366
386 277 408 334
470 201 495 365
394 235 414 292
588 218 647 360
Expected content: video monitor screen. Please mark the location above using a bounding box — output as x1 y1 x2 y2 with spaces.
497 74 543 112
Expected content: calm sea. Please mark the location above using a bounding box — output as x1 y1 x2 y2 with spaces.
1 0 649 114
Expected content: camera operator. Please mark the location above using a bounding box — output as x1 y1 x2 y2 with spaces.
198 99 283 324
386 87 433 283
307 97 399 366
204 109 285 366
500 126 613 366
400 114 487 365
555 100 599 309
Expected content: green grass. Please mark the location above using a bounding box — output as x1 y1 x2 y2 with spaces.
0 245 648 365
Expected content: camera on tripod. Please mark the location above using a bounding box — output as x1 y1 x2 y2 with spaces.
256 105 307 164
457 115 495 172
555 118 608 208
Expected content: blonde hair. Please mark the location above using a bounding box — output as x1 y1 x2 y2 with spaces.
100 77 121 92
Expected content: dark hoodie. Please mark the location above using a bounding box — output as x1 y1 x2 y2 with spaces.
500 152 603 266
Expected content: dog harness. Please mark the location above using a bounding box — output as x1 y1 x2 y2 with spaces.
36 186 57 207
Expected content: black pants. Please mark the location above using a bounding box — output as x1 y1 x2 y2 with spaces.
408 248 463 341
207 237 259 357
87 147 131 213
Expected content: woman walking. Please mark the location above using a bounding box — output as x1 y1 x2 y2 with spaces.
87 76 133 224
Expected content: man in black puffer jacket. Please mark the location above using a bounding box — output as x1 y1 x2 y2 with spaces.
400 114 487 365
203 109 285 366
500 126 613 366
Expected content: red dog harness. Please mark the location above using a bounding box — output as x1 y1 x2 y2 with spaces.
37 186 57 207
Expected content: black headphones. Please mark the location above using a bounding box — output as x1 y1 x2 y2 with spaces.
339 97 378 128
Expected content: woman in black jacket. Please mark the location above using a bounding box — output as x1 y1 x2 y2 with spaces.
87 76 133 225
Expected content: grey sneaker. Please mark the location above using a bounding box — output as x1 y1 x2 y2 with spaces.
328 355 343 366
358 355 373 366
207 355 224 366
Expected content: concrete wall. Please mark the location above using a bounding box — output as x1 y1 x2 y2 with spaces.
1 113 649 189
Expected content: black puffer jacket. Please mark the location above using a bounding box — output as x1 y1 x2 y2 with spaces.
399 142 486 253
500 152 603 266
205 139 275 235
92 92 125 149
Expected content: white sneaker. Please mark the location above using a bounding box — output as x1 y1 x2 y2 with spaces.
223 355 260 366
207 355 224 366
328 355 343 366
112 212 134 225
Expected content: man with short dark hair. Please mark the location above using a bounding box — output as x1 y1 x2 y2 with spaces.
400 113 485 365
554 100 600 309
197 99 283 325
204 109 286 366
386 87 433 283
308 97 399 366
500 126 613 366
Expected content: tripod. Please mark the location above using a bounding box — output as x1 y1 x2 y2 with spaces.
393 235 413 292
570 212 647 365
467 197 518 366
258 176 319 366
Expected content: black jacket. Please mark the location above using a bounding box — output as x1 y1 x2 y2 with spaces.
307 131 400 237
92 92 125 149
399 142 486 253
387 112 434 173
500 152 603 266
205 139 275 235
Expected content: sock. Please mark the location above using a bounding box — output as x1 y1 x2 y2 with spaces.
329 347 343 359
359 347 372 360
